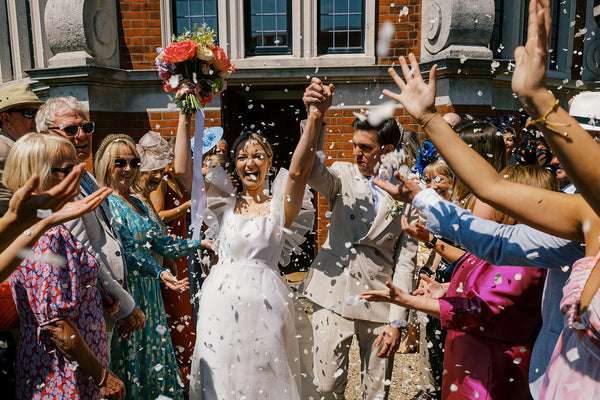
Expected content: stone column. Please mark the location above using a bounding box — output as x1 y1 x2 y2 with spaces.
420 0 495 62
582 0 600 81
44 0 119 68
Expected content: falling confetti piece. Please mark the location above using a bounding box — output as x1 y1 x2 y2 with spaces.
377 21 395 57
566 347 579 362
494 273 502 284
526 251 539 259
514 273 522 280
450 383 459 392
366 101 397 127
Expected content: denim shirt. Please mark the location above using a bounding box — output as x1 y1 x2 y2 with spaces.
412 189 585 399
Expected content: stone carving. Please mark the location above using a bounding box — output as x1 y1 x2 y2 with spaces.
44 0 119 68
421 0 495 62
583 0 600 80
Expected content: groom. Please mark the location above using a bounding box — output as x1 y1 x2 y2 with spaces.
299 78 420 399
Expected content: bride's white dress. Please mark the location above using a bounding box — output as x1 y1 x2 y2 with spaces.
190 166 316 400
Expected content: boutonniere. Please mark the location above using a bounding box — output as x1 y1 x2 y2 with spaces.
385 200 404 219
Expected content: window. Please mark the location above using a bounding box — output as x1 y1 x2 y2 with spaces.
172 0 219 36
0 0 38 83
491 0 575 78
318 0 364 54
244 0 292 55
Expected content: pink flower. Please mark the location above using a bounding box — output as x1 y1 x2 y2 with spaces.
162 40 197 63
211 46 231 71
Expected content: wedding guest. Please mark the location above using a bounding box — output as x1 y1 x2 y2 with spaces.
4 133 124 400
380 13 600 396
95 134 201 400
0 83 42 216
136 130 197 385
37 97 146 344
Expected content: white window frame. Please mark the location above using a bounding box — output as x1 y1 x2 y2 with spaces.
161 0 376 69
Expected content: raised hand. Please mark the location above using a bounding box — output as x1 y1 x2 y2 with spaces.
6 164 85 226
512 0 552 108
413 274 448 299
47 187 112 227
383 53 438 121
372 172 422 204
302 77 327 111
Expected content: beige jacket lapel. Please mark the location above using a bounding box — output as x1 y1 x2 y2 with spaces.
357 194 395 243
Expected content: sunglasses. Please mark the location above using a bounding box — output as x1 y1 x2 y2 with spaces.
47 121 95 136
113 158 141 169
10 108 38 119
50 165 75 175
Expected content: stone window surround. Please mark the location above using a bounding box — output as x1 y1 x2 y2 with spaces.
0 0 47 84
160 0 376 69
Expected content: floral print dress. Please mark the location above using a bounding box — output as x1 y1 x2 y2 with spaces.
107 194 202 400
9 225 108 400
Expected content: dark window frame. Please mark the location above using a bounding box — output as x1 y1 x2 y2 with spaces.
244 0 293 56
317 0 365 55
172 0 219 37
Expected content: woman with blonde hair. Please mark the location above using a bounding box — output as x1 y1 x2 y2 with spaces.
95 134 202 400
5 133 123 400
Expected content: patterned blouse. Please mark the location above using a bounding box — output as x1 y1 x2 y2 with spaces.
9 225 108 400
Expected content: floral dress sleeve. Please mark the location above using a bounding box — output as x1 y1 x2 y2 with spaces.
108 195 202 279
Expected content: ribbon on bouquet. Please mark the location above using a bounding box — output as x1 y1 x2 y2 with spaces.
190 108 206 241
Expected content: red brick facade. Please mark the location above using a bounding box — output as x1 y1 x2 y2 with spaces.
118 0 163 70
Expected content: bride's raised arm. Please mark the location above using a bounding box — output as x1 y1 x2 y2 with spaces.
283 79 334 228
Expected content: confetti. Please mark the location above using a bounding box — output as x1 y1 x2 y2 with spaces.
366 101 397 127
377 21 395 57
566 347 579 362
36 209 53 218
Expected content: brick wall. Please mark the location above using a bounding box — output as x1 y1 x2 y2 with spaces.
118 0 163 70
378 0 422 65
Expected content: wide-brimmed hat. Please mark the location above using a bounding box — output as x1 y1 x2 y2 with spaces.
136 131 174 172
569 92 600 132
0 83 42 113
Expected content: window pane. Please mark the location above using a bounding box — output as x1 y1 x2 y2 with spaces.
318 0 364 54
172 0 219 37
335 0 348 12
245 0 292 55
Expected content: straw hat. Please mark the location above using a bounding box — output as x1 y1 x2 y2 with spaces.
136 131 174 172
0 83 42 113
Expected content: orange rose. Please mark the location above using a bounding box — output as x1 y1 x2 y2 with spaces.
162 40 197 63
211 46 231 71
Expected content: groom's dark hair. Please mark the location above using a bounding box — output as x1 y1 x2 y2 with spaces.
352 117 403 149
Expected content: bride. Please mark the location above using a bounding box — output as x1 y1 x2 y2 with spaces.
190 83 334 399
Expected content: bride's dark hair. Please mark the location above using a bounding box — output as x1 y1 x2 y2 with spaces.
230 131 278 191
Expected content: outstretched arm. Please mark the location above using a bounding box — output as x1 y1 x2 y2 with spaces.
284 78 334 228
513 0 600 218
362 281 441 319
0 187 112 282
383 54 585 242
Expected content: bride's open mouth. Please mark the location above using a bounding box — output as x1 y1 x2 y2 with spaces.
244 171 259 182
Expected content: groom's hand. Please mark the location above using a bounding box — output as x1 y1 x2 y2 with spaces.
375 325 401 358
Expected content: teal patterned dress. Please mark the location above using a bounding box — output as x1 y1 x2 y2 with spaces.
107 194 202 400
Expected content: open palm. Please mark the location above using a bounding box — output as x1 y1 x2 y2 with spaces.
383 53 438 121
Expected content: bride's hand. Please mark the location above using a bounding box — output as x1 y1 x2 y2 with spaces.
160 270 189 292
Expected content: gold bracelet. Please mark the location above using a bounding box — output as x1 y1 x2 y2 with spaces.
97 367 108 387
420 112 440 130
530 99 570 138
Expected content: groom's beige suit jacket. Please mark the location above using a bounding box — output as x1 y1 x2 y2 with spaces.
299 138 420 325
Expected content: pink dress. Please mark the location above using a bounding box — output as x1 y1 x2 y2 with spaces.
439 253 545 400
540 255 600 399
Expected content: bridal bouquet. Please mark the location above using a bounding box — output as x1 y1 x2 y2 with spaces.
155 25 235 114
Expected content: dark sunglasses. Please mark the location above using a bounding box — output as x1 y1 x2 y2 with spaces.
47 121 95 136
10 108 38 119
50 165 75 175
113 158 141 169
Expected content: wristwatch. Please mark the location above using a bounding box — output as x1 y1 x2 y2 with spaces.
424 235 438 249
